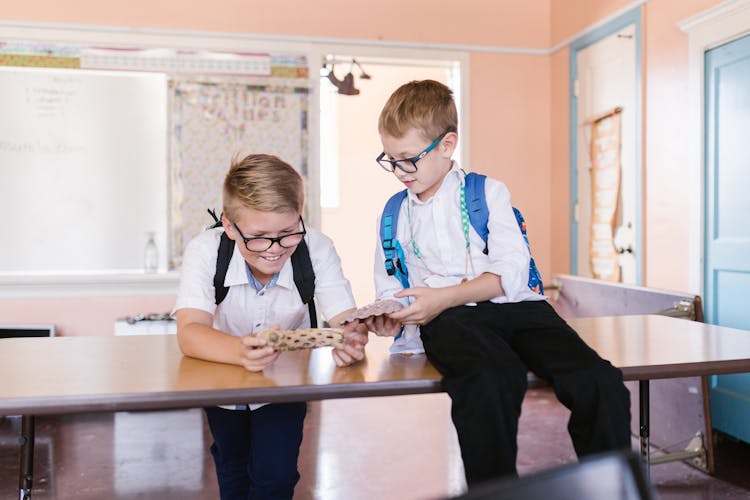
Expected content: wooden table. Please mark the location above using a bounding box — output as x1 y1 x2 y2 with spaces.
3 314 750 498
572 314 750 472
0 332 441 416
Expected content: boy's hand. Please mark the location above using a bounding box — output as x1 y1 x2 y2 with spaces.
389 287 451 325
363 314 402 337
332 321 368 367
240 334 280 372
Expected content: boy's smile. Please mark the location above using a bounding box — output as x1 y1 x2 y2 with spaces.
380 127 456 201
223 208 303 285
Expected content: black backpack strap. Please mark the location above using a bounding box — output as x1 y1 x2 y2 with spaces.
214 232 233 305
291 239 317 328
214 230 317 328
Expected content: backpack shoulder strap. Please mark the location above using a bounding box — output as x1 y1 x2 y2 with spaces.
512 207 544 295
291 239 317 328
214 233 318 327
380 190 410 289
214 232 233 305
464 172 490 254
464 173 544 294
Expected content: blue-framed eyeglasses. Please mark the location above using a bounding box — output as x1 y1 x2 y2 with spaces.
232 217 306 252
376 127 456 173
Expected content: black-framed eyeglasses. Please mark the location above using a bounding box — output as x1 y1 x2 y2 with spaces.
232 217 306 252
376 127 456 173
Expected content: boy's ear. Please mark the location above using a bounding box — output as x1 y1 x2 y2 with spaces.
221 216 236 240
440 130 458 157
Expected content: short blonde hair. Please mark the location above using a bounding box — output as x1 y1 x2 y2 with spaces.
378 80 457 141
222 154 304 221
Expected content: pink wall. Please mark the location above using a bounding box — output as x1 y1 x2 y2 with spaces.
1 0 730 335
4 0 550 48
0 296 175 337
469 52 551 274
549 46 571 276
551 0 636 44
641 0 721 290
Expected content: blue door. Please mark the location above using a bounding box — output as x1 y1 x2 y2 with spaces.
705 34 750 443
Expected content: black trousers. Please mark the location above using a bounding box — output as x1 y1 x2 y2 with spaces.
420 300 631 486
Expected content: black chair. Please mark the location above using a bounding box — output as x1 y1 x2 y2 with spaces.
452 451 656 500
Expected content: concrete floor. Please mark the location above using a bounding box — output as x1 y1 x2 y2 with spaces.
1 387 749 499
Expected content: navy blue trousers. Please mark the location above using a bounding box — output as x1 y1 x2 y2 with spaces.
420 300 631 486
204 402 306 500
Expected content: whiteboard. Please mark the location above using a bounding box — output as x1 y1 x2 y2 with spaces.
0 67 168 273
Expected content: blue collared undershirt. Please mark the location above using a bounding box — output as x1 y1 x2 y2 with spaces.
245 264 279 293
235 264 279 410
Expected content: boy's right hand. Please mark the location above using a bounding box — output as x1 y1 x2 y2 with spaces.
363 314 402 337
240 335 280 372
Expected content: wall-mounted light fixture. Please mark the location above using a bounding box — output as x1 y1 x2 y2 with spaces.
324 58 372 95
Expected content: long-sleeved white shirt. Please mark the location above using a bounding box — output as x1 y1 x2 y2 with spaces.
374 162 546 353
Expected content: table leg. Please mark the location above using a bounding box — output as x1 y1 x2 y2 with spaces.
639 380 650 474
19 414 35 500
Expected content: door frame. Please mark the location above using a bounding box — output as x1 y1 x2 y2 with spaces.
307 43 469 227
679 0 750 298
568 8 643 283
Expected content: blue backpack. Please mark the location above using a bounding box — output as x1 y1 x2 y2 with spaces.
379 172 543 295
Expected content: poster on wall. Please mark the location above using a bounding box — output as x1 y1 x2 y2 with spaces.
589 108 622 282
169 76 310 268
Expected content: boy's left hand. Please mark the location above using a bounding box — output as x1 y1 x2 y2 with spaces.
332 321 368 367
389 287 451 325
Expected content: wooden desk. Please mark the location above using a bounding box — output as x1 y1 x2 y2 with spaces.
572 315 750 380
4 314 750 414
572 315 750 471
0 333 440 416
3 314 750 498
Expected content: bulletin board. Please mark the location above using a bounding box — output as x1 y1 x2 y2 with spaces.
169 78 310 268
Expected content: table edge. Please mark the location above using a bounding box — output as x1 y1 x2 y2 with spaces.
0 378 445 416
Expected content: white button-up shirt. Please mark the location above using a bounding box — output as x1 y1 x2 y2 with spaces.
374 162 546 354
175 226 356 408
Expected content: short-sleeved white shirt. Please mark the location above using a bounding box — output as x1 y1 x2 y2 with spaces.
174 226 356 409
373 162 546 354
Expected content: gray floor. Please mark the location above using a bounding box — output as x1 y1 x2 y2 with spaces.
1 387 749 499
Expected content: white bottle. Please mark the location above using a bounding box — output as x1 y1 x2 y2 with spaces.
144 231 158 274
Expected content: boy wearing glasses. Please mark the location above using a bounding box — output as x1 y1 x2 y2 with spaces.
174 153 367 500
365 80 631 485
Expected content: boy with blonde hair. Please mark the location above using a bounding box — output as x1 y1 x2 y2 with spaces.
365 80 630 485
174 153 367 499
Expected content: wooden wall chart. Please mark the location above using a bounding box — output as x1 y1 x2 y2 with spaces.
589 109 622 282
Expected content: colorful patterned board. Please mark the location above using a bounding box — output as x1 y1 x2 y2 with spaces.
341 299 404 324
256 328 345 351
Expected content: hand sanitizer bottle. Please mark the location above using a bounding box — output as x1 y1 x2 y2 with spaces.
144 231 158 274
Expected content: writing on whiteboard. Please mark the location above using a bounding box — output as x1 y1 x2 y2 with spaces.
0 140 84 155
26 75 81 119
